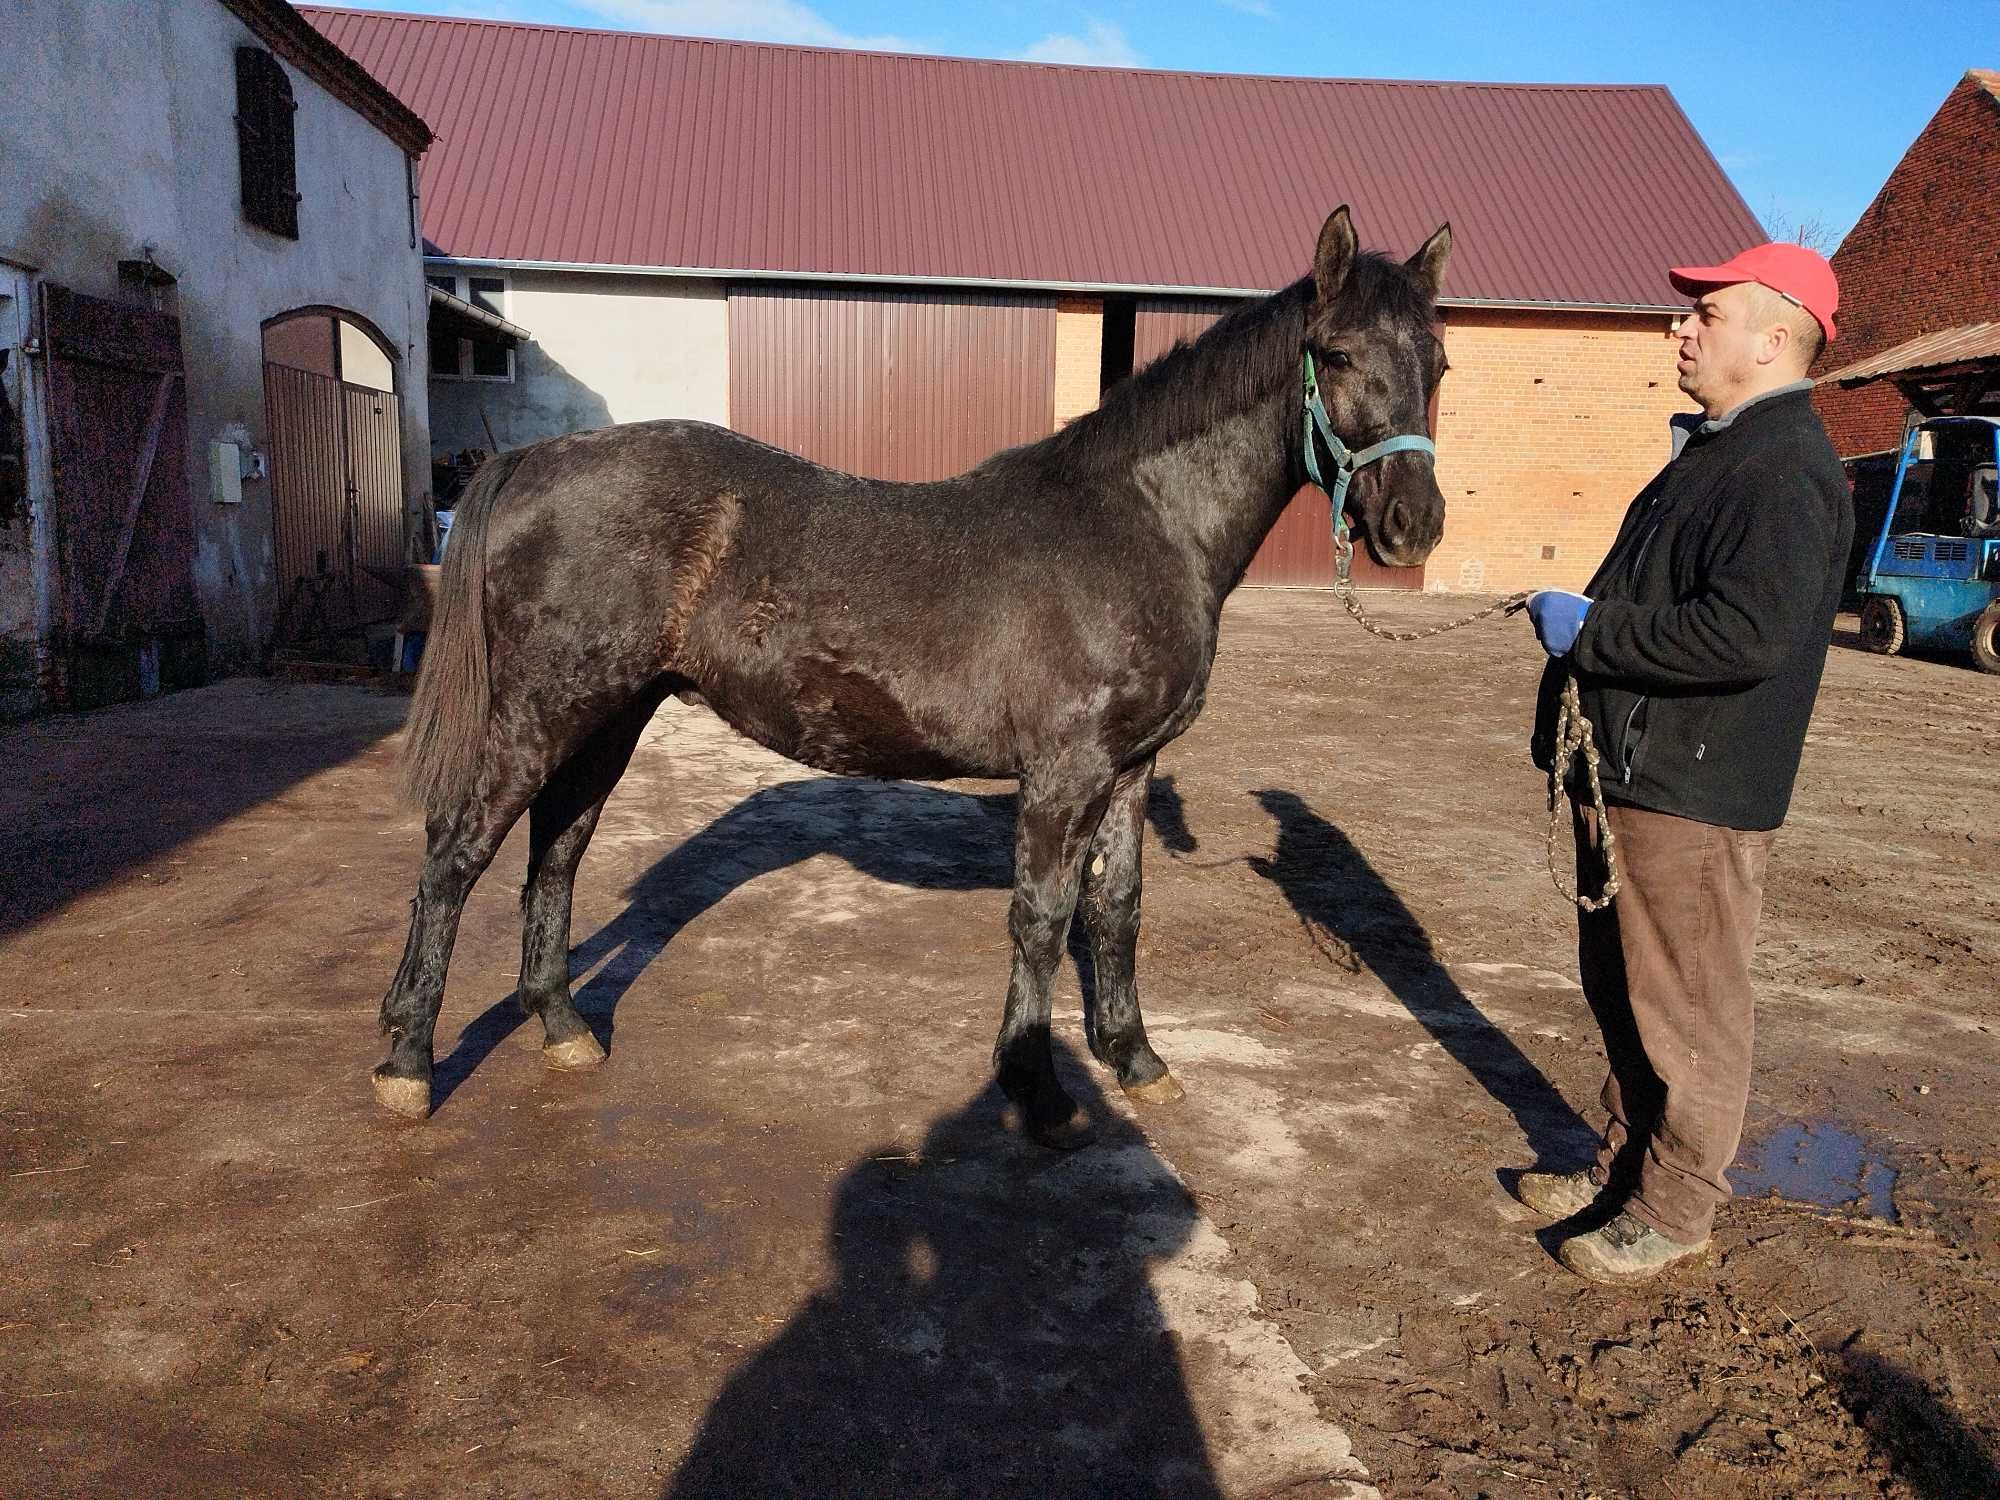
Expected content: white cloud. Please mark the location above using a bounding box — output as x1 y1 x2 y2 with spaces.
1020 19 1143 67
581 0 922 51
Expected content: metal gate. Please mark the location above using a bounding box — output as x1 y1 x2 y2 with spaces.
728 284 1056 481
264 357 404 639
41 284 205 707
1134 296 1425 590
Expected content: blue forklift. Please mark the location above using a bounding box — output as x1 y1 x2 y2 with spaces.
1854 414 2000 673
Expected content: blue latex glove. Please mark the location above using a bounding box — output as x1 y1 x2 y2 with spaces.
1525 590 1592 657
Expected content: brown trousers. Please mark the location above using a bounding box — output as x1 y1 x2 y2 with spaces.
1574 803 1776 1244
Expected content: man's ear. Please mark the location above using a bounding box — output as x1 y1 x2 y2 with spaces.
1758 317 1792 368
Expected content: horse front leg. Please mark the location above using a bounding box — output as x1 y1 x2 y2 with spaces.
994 760 1116 1150
1079 758 1183 1105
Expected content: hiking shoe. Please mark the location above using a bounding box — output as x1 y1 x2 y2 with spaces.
1558 1211 1709 1284
1514 1168 1602 1219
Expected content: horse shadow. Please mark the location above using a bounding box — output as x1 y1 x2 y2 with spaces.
1243 788 1594 1165
661 1048 1224 1499
433 774 1205 1109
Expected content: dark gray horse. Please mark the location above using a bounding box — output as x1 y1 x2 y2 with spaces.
377 207 1452 1146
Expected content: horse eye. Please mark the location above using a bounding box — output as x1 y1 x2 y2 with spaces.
1326 350 1352 371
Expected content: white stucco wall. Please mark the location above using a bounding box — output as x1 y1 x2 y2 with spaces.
428 272 728 456
0 0 429 677
0 273 51 714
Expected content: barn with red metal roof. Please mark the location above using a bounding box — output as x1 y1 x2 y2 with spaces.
305 6 1766 591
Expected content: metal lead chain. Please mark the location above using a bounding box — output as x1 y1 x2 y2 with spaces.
1328 529 1618 910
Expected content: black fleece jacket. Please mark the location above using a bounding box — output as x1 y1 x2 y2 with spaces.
1531 387 1852 832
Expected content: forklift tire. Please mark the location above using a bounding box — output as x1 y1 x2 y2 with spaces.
1972 600 2000 675
1858 596 1905 656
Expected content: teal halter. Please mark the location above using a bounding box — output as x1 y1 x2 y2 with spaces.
1301 348 1436 580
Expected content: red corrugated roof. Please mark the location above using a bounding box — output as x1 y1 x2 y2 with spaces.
302 7 1765 308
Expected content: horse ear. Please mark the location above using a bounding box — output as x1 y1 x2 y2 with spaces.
1406 223 1452 298
1313 206 1357 304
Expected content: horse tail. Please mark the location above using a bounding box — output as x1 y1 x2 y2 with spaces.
399 447 527 819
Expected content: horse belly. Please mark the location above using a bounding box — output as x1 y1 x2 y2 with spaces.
694 645 998 781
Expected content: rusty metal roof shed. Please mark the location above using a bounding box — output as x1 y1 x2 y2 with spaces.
1821 321 2000 388
1820 320 2000 418
303 7 1764 310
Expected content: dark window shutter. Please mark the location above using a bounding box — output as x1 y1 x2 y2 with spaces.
236 47 299 240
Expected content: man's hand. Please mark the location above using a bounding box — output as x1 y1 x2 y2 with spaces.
1525 590 1592 656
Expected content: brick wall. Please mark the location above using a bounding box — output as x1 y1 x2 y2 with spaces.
1054 296 1104 425
1426 309 1692 594
1811 72 2000 457
1040 297 1691 596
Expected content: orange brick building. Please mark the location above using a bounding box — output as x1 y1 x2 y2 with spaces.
1812 69 2000 457
1429 310 1689 593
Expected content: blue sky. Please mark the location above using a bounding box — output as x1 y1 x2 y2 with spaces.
323 0 1994 244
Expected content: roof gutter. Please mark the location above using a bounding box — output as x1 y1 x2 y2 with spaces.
428 284 530 345
423 255 1686 316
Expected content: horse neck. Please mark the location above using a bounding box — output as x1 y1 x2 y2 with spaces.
1119 301 1308 606
1132 388 1303 606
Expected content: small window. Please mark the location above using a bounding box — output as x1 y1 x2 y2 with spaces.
467 278 511 378
425 274 460 375
236 47 299 239
1099 296 1136 393
429 272 514 382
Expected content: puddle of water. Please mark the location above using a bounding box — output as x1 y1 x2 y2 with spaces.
1734 1121 1897 1222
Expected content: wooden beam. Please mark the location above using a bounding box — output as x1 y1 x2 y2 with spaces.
89 372 179 639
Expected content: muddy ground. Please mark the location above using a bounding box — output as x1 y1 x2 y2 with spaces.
2 591 1995 1499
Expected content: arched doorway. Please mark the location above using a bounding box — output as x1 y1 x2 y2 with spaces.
262 308 405 642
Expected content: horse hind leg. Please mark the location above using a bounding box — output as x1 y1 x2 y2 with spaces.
373 765 537 1119
1078 759 1182 1105
519 686 668 1070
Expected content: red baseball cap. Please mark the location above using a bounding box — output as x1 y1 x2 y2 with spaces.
1668 242 1839 342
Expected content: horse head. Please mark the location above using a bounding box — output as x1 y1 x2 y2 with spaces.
1303 206 1452 569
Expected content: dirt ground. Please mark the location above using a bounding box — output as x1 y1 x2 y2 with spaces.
3 590 1995 1499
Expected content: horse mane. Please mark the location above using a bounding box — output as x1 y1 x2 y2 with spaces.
1012 251 1433 479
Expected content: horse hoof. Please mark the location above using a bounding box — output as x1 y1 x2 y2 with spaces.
1123 1071 1185 1106
372 1070 431 1120
1029 1108 1096 1152
543 1033 607 1071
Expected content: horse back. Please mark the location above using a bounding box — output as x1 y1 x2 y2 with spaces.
483 419 1218 780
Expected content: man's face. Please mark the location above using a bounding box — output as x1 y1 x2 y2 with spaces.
1673 281 1769 416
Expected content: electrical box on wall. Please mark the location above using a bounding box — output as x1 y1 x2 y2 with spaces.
207 440 266 503
208 440 243 505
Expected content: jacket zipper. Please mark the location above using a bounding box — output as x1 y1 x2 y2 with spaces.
1628 517 1664 581
1621 696 1647 785
1621 448 1687 581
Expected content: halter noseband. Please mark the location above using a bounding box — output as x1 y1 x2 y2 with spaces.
1301 348 1436 582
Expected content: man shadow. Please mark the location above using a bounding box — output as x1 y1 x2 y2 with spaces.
663 1047 1224 1499
1833 1348 2000 1498
431 779 1020 1107
1243 788 1593 1166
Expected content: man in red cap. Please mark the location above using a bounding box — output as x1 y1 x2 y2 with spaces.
1515 243 1851 1283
